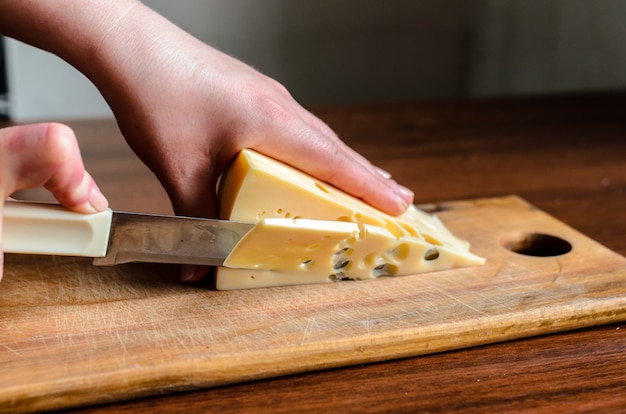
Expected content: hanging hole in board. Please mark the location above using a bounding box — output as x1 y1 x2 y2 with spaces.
501 232 572 257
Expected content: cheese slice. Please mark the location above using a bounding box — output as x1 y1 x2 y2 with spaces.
216 149 484 290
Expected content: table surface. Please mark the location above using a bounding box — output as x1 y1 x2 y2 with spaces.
13 93 626 413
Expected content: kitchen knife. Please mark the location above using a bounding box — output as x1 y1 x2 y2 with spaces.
2 200 254 266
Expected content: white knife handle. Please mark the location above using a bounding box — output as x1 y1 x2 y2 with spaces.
2 200 113 257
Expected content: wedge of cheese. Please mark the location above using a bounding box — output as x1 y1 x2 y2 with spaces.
216 149 484 290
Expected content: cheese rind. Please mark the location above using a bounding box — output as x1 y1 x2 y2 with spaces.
216 149 485 290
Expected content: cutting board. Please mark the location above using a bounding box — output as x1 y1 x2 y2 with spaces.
2 195 626 413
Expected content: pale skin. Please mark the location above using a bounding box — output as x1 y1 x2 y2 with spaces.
0 123 109 280
0 0 414 281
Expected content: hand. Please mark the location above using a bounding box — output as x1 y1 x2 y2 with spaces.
0 123 109 279
74 3 416 283
0 0 414 220
87 4 414 220
0 0 415 284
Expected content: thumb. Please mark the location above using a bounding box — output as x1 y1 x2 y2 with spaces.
0 123 110 282
1 123 109 213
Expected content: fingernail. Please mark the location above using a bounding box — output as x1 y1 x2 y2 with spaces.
180 264 198 282
88 186 109 212
394 186 414 213
396 195 409 212
398 185 414 199
75 172 108 213
375 167 392 179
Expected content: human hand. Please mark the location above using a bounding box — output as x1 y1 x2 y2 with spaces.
84 3 414 220
0 0 414 283
0 123 109 280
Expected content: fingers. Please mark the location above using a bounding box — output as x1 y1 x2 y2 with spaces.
319 146 415 216
179 264 210 283
249 96 414 216
0 123 109 213
305 114 415 215
0 122 109 282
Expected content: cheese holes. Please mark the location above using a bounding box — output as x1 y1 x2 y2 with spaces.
424 247 440 261
274 208 296 218
329 273 350 281
315 182 330 194
334 260 351 271
399 222 418 237
361 253 377 268
422 233 443 246
334 247 352 256
372 263 398 277
301 259 315 270
384 219 407 238
388 243 410 261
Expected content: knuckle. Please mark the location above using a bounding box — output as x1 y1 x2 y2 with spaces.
41 123 77 163
254 93 295 125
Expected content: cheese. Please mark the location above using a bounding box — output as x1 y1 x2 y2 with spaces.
216 149 484 290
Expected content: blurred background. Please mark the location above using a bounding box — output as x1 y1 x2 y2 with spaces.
1 0 625 121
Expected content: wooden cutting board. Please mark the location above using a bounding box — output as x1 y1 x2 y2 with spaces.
2 195 626 413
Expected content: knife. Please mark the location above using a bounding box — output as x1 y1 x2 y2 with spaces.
2 200 254 266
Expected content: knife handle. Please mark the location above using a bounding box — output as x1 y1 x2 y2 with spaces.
2 200 113 258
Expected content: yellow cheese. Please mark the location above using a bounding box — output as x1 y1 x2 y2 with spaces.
216 149 484 290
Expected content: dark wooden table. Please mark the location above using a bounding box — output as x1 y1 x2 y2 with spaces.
30 93 626 412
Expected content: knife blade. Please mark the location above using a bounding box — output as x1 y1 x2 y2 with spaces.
2 200 254 266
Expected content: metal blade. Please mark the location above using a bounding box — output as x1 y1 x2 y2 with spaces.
92 212 254 266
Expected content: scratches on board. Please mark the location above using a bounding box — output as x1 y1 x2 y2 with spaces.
300 317 322 345
0 342 21 356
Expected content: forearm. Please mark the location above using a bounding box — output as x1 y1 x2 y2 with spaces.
0 1 183 98
0 0 210 131
0 0 140 64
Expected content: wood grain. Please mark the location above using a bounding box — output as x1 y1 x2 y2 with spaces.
2 195 626 413
63 323 626 414
4 93 626 412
